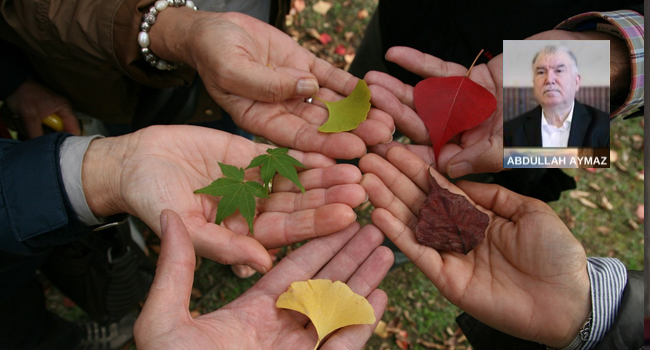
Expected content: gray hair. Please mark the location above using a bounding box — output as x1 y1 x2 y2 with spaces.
532 45 579 73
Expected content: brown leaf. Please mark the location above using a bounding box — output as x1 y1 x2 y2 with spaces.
306 28 321 40
588 183 601 191
627 218 639 230
312 0 332 15
636 204 644 221
357 9 369 19
190 310 202 318
614 162 628 172
560 207 575 229
416 339 445 349
578 198 598 209
599 196 613 211
191 287 203 299
569 190 590 199
635 171 644 181
609 149 618 163
631 134 643 151
595 226 611 235
415 172 489 254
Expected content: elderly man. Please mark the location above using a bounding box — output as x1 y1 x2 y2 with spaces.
504 45 610 148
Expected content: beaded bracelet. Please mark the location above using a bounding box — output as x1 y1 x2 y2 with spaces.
138 0 198 70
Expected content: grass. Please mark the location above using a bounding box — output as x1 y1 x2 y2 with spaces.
44 1 644 350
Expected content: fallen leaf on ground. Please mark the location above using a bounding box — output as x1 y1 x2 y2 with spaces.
599 196 613 211
312 0 332 15
635 171 644 181
569 190 590 199
413 51 497 164
595 226 611 235
316 80 371 132
307 28 321 40
335 44 346 55
415 170 489 254
614 162 628 172
276 279 375 350
319 32 332 45
357 9 369 19
588 183 601 191
628 218 639 230
636 204 644 221
578 198 598 209
610 149 618 163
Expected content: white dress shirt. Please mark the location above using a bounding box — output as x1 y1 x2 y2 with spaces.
541 103 575 147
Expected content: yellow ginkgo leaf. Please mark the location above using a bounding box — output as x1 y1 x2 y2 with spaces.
276 279 376 350
316 80 371 133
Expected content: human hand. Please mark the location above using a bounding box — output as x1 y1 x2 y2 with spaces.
359 147 591 348
364 46 503 177
5 79 81 138
150 10 394 159
134 209 392 350
82 125 368 273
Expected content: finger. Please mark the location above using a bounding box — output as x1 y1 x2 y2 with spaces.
24 118 44 139
272 163 362 193
360 172 419 228
188 220 273 274
311 57 361 96
312 224 390 285
454 181 534 222
370 207 443 282
252 204 358 248
225 61 320 103
443 135 504 178
385 46 469 78
368 143 436 167
261 111 368 159
364 71 415 108
139 209 196 321
365 83 429 144
254 222 362 295
321 289 388 350
263 184 367 212
56 107 81 136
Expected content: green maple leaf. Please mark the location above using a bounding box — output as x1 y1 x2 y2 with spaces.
316 79 371 133
194 163 268 234
247 148 306 194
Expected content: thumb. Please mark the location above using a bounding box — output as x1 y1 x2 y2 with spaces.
227 62 320 103
139 209 196 321
56 107 81 136
445 138 504 178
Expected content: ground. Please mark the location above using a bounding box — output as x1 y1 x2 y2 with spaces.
46 1 644 349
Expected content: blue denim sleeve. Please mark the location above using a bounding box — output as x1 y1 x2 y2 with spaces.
0 133 91 254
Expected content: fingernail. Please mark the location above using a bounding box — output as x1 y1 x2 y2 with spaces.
297 79 319 96
363 193 369 204
160 212 168 236
448 162 471 179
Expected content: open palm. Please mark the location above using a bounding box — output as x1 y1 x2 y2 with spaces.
364 46 504 177
359 147 591 347
134 211 392 350
190 12 394 160
87 125 367 274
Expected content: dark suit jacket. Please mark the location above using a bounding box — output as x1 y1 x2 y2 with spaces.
503 101 610 148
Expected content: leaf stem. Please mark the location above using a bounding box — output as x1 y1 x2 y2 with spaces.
466 49 484 77
312 95 326 103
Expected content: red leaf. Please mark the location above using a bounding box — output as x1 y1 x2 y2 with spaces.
415 172 489 254
335 44 346 55
319 33 332 45
414 76 496 163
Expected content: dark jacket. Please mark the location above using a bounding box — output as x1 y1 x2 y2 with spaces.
457 270 643 350
503 101 610 148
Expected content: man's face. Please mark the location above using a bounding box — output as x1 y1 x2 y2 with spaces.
532 51 581 110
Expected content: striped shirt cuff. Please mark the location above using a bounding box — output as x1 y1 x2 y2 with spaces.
556 10 644 118
583 257 627 350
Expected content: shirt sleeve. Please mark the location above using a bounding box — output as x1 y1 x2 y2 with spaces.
59 135 106 226
583 257 627 350
555 10 644 118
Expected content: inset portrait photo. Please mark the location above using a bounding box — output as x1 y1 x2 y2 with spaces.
502 40 610 169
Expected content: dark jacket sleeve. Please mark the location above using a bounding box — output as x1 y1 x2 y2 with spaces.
457 270 644 350
0 133 92 255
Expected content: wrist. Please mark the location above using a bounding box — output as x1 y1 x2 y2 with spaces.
81 137 129 218
147 4 205 67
